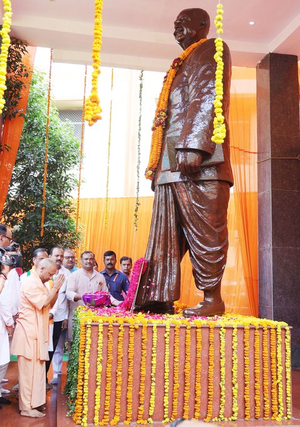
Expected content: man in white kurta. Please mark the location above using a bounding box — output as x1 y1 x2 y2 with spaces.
10 259 64 418
66 251 109 342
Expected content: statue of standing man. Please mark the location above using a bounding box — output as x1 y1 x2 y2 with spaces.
135 8 233 317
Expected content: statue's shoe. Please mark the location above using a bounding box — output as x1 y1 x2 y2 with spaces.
183 300 225 318
134 302 174 314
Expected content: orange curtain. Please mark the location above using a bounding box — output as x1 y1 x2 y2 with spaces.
0 46 36 217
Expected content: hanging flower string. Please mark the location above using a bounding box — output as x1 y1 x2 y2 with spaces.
40 48 53 237
145 38 207 180
134 70 144 230
84 0 103 126
212 1 226 144
104 68 114 228
76 65 87 233
0 0 12 115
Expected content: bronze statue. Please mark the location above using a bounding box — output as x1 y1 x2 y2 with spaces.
135 8 233 317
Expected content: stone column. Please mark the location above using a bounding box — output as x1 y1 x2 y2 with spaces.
257 53 300 366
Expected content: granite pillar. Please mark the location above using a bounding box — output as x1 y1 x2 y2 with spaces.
257 53 300 367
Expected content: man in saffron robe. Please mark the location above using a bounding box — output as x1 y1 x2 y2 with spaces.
135 8 233 316
11 258 65 418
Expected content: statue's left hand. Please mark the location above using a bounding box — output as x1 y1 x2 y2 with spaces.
176 150 202 175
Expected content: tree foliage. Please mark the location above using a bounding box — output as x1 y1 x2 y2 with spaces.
2 69 81 269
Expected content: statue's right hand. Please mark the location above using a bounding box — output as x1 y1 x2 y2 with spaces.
176 149 202 175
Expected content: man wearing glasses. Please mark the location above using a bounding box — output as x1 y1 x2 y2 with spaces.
62 249 78 273
0 224 13 249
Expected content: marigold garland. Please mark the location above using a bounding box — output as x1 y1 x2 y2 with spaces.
254 325 261 419
183 324 191 419
66 307 292 425
0 0 12 115
134 70 144 231
270 327 278 419
137 320 148 424
285 326 292 419
230 325 238 421
124 322 135 424
171 322 180 421
276 324 284 421
84 0 103 126
81 320 92 427
76 65 87 234
262 325 270 419
40 48 53 237
212 2 226 144
94 321 103 426
194 322 202 420
163 322 170 423
148 322 157 423
100 320 113 425
110 320 124 425
145 38 207 180
218 325 226 420
244 325 250 420
204 323 215 422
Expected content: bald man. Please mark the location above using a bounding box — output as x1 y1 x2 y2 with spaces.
11 259 65 418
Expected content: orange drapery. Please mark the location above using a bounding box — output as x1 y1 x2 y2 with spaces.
76 84 258 316
0 47 36 217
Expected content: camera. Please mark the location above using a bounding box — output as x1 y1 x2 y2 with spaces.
0 243 23 269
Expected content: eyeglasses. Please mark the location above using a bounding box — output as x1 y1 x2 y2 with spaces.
2 235 13 242
64 256 75 260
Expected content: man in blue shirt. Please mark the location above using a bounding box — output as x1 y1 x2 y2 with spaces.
100 251 129 306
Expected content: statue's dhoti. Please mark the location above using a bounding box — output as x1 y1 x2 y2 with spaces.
135 180 230 305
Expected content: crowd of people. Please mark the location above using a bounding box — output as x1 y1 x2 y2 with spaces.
0 223 133 418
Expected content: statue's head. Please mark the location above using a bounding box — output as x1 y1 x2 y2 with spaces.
173 8 210 50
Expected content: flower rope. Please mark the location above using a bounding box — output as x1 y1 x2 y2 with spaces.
148 322 157 423
171 322 180 421
134 70 144 230
145 38 207 180
137 319 148 424
276 324 284 420
270 327 278 419
254 325 261 419
263 325 270 419
212 1 226 144
0 0 12 115
124 322 135 424
73 318 87 423
84 0 103 126
104 68 114 228
111 320 124 425
81 319 92 427
218 324 226 420
94 321 103 426
183 324 191 419
204 323 215 422
76 65 87 234
100 320 113 425
285 326 292 419
194 322 202 420
163 322 170 423
230 325 238 421
244 325 250 420
40 48 53 237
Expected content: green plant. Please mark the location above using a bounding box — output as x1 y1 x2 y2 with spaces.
2 69 81 269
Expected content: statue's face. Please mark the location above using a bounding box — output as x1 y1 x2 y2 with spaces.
174 10 199 50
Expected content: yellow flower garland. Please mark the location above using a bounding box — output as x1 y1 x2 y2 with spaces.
84 0 103 126
69 308 292 425
171 322 180 421
254 325 261 418
204 323 215 422
194 322 202 419
183 324 191 419
243 325 250 420
212 2 226 144
94 321 103 426
163 322 170 423
110 320 124 425
100 320 113 425
0 0 12 115
263 325 270 419
145 38 207 180
270 327 278 419
124 322 135 424
148 322 157 423
137 320 148 424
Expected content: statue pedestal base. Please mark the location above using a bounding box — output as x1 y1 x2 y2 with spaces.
67 310 292 424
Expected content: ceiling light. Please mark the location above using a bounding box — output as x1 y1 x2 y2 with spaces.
249 21 255 26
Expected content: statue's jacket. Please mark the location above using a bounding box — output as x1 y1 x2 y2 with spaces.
156 38 234 187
